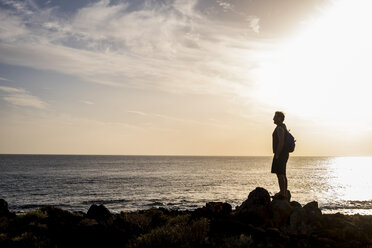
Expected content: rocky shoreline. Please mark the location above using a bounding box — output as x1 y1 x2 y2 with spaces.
1 187 372 247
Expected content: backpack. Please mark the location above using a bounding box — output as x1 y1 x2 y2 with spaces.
285 129 296 153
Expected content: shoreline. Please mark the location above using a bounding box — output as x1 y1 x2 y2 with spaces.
8 204 372 216
2 187 372 248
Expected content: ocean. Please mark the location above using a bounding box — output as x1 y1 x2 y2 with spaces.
1 155 372 215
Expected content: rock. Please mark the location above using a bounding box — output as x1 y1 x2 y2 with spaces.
290 201 302 209
205 202 232 216
41 205 81 224
289 201 322 234
87 204 113 225
289 207 308 232
272 190 291 202
270 199 293 226
235 187 271 226
193 202 232 219
245 187 271 207
303 201 322 217
0 199 9 216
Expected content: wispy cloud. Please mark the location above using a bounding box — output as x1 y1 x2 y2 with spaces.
0 0 265 98
0 86 47 109
127 110 148 116
0 85 24 93
81 100 94 105
0 76 12 82
1 0 35 15
217 0 234 12
0 0 326 104
0 8 28 41
248 16 260 34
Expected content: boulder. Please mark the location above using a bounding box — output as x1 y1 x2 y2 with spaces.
289 207 308 232
205 202 232 216
303 201 322 217
272 190 291 202
289 201 322 234
87 204 113 225
235 187 271 226
193 202 232 219
41 205 81 225
244 187 271 207
290 201 302 209
270 199 293 227
0 199 9 216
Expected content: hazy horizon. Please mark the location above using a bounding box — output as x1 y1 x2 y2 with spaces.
1 0 371 156
1 154 371 158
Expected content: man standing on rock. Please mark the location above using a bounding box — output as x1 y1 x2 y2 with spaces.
271 111 289 199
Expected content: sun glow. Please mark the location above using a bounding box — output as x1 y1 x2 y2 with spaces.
254 0 372 127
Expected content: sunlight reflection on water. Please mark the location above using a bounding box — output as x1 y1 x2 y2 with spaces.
319 157 372 214
326 157 372 201
277 156 372 214
1 155 372 215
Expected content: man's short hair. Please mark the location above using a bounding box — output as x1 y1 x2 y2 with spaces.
275 111 285 122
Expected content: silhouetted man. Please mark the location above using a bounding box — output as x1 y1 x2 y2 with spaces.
271 111 289 199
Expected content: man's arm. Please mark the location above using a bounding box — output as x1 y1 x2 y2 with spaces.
275 127 285 159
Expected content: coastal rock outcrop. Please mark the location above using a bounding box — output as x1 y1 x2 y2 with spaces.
193 202 232 219
0 199 9 216
87 204 113 226
1 188 372 248
270 198 292 226
235 187 271 226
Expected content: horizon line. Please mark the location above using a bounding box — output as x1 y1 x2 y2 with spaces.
0 153 370 158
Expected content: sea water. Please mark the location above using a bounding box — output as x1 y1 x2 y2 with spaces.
1 155 372 214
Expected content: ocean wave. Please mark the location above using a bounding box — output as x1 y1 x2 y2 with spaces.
15 203 71 210
321 200 372 210
145 201 166 207
81 199 129 205
16 204 45 210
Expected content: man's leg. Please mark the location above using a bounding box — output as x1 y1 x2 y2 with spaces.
284 175 288 195
277 174 288 196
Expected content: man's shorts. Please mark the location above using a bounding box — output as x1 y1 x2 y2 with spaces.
271 153 289 175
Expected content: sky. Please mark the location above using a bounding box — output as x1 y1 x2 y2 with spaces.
0 0 371 156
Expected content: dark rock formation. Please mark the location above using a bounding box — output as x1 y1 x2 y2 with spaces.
235 187 272 226
0 199 9 216
303 201 322 217
1 188 372 248
242 187 271 207
272 190 292 202
87 204 113 226
193 202 232 219
270 198 292 226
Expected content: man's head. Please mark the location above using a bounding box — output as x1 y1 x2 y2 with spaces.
273 111 285 124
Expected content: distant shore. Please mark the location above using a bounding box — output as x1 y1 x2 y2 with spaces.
1 187 372 248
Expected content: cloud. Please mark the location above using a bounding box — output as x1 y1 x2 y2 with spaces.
0 85 23 93
0 76 12 82
1 0 34 15
0 9 28 41
217 0 234 12
127 110 148 116
195 0 327 35
247 16 260 34
0 1 264 99
0 86 47 109
0 0 301 100
81 100 94 105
